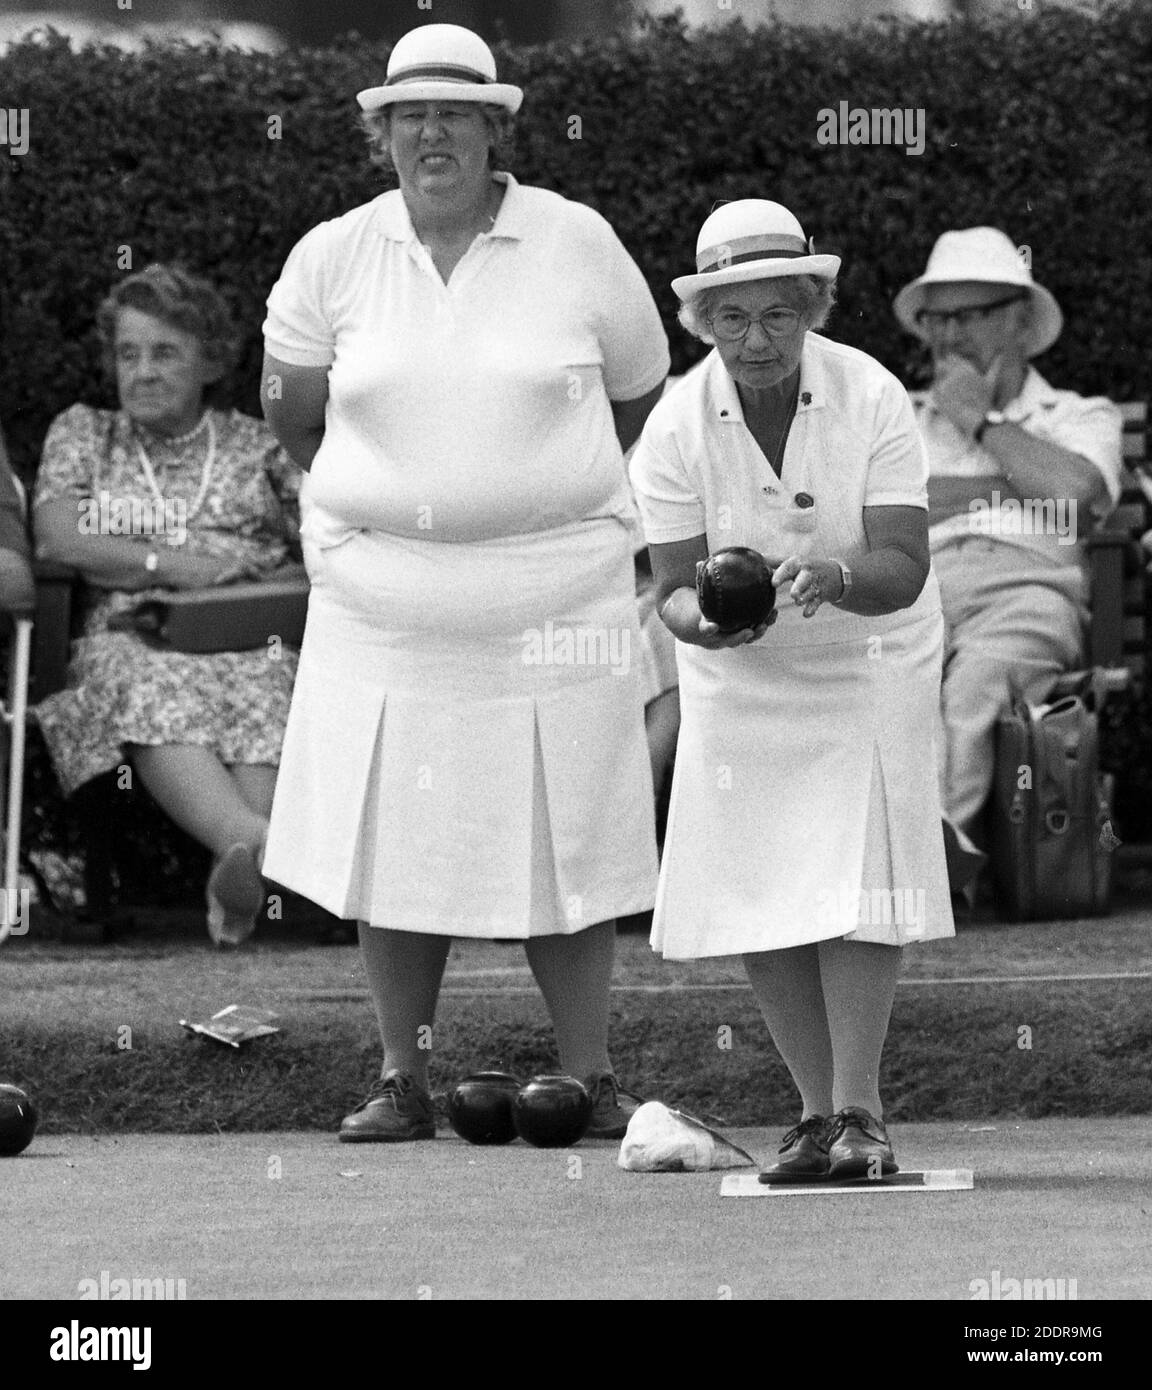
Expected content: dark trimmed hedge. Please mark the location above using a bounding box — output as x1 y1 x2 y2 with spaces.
1 3 1149 482
1 4 1150 892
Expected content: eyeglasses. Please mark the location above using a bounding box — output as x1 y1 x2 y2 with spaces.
914 293 1027 331
708 308 804 342
394 107 477 127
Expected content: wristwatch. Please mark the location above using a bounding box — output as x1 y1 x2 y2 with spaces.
974 409 1010 443
832 560 852 604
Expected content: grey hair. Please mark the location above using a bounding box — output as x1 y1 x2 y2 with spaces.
678 275 838 343
359 103 516 172
97 263 239 388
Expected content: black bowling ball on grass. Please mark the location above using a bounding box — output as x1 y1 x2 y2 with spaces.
0 1084 38 1156
512 1075 594 1148
447 1071 522 1145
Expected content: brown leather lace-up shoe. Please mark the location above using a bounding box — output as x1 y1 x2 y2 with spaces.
758 1115 831 1184
338 1070 436 1143
826 1106 898 1179
583 1071 643 1140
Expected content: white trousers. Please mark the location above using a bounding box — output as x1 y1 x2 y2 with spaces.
933 539 1085 834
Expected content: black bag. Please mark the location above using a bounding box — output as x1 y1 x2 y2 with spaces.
990 675 1116 920
108 574 309 653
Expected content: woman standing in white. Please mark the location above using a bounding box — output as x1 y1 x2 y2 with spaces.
259 25 668 1142
630 201 953 1180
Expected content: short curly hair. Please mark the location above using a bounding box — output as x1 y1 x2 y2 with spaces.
96 264 240 389
359 103 516 173
678 275 838 344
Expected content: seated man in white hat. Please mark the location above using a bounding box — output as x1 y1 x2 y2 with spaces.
894 228 1123 888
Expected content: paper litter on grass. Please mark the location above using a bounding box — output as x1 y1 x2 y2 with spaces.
619 1101 756 1172
179 1004 280 1047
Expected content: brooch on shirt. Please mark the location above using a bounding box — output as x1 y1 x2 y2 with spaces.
801 392 812 406
761 489 817 505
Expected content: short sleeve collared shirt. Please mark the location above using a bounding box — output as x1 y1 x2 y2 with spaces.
264 173 669 546
914 367 1123 567
629 333 939 648
630 332 928 557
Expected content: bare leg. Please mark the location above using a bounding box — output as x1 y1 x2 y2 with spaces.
131 744 268 856
645 689 680 793
229 763 277 819
358 925 452 1089
817 938 901 1117
524 920 616 1079
744 944 834 1118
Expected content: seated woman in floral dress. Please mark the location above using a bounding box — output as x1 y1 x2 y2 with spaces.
33 264 301 945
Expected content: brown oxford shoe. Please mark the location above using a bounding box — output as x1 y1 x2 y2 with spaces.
583 1071 644 1140
826 1106 898 1180
339 1070 436 1143
758 1115 831 1184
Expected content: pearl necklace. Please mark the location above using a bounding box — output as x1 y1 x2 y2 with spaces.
134 412 216 545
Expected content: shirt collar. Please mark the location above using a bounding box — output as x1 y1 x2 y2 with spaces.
1004 365 1058 420
376 170 527 244
706 334 828 423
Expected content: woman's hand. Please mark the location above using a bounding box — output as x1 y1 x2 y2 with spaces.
661 585 776 648
773 555 844 618
697 613 776 648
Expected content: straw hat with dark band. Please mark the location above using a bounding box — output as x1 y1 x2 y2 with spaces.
672 201 840 302
357 24 523 114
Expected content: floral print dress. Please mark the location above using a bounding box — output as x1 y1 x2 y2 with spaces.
33 403 301 795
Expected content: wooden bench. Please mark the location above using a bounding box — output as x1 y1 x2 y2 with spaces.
29 559 75 704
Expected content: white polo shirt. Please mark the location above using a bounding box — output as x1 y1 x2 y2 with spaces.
263 173 669 548
630 334 938 647
630 333 929 549
915 367 1123 567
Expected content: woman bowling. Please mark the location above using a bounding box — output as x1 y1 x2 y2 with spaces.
630 199 953 1180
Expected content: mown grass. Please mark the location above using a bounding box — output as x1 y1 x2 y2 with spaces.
2 905 1151 1132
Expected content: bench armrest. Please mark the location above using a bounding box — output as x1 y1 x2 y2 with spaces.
30 559 81 702
1082 533 1138 668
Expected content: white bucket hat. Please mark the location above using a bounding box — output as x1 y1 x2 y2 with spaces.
357 24 523 114
894 227 1063 357
671 200 840 302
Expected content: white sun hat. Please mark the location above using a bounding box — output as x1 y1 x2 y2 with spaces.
671 200 840 302
894 227 1063 357
357 24 523 114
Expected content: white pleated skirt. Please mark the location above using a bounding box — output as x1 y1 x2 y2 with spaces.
263 518 658 935
651 592 955 959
